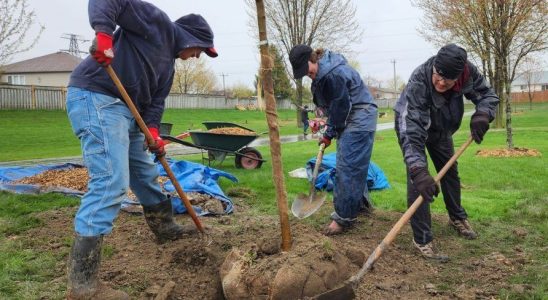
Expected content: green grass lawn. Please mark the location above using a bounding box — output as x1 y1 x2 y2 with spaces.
0 107 394 162
0 103 546 298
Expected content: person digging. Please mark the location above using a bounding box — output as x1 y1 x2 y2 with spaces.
65 0 218 299
289 44 378 236
394 43 499 261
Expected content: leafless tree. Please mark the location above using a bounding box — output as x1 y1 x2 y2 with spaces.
517 56 544 110
0 0 44 67
413 0 548 149
245 0 363 123
172 58 219 94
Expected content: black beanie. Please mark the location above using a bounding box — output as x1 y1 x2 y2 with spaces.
434 44 467 80
289 44 313 79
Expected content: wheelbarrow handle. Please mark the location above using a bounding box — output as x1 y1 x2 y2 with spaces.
104 65 205 233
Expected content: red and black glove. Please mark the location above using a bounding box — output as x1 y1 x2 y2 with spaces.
147 127 166 157
90 32 114 66
410 167 439 203
318 135 332 148
470 111 490 144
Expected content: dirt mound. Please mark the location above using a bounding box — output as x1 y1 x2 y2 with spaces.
220 227 363 299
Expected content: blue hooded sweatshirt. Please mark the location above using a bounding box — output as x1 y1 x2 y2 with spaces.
311 50 377 139
69 0 216 128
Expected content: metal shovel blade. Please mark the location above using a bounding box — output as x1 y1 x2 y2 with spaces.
291 143 327 219
291 190 327 219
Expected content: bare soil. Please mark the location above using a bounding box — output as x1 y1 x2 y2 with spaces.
11 169 530 299
18 194 529 300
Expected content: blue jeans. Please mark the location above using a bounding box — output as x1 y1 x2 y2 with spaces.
330 105 377 227
302 120 309 134
66 87 166 236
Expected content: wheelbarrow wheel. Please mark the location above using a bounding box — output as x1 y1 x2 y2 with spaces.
235 147 263 169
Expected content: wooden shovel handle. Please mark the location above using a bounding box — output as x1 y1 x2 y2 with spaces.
105 65 204 233
351 136 474 284
309 143 326 194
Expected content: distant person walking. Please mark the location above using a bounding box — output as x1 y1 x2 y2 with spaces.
64 0 217 298
299 105 312 135
289 44 378 235
394 43 499 261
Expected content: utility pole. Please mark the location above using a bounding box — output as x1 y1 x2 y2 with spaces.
391 59 397 92
390 59 397 109
220 73 228 100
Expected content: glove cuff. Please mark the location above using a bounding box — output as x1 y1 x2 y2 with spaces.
472 111 490 121
96 32 113 40
409 166 428 179
148 127 160 139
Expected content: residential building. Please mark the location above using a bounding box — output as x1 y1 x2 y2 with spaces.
511 70 548 92
0 52 82 87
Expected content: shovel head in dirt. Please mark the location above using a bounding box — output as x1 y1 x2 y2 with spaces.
291 143 326 219
291 190 327 219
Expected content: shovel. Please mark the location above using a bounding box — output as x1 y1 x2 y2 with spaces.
313 136 474 299
104 65 205 234
291 143 327 219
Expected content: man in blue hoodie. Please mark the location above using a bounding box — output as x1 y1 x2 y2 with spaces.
65 1 217 298
289 45 378 235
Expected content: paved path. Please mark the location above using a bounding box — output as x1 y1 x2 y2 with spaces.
0 111 473 167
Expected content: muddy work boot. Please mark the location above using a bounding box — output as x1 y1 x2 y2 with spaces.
67 235 129 300
412 240 449 263
143 199 197 244
449 218 478 240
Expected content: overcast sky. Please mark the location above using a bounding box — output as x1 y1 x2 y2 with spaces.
12 0 442 89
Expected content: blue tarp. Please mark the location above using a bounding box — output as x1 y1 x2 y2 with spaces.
0 159 237 216
306 152 390 191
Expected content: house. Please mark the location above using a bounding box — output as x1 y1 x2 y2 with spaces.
367 86 400 100
0 52 82 87
511 70 548 92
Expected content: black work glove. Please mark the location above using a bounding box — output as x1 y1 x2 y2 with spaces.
410 167 439 203
470 111 490 144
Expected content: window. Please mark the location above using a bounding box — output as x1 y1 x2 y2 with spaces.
520 85 526 90
7 75 25 85
542 84 548 91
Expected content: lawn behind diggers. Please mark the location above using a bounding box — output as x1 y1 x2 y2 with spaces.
0 103 546 298
0 107 395 162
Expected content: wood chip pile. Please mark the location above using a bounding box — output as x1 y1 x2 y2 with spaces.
14 168 89 191
207 127 256 136
12 167 226 214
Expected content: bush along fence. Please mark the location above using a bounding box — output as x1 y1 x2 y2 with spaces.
0 84 398 110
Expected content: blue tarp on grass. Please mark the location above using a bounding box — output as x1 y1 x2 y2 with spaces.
306 152 390 191
0 159 237 216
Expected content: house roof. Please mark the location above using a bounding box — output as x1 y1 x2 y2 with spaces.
1 52 82 74
511 71 548 86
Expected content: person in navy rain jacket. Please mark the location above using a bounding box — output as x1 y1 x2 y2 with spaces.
289 44 378 235
65 0 217 298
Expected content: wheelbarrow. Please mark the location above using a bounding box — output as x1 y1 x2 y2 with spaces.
160 122 265 169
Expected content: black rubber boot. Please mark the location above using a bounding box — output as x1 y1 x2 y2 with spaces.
67 235 129 300
143 199 196 244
